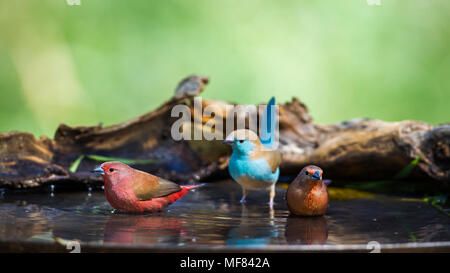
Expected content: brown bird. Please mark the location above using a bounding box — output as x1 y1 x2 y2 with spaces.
286 165 328 216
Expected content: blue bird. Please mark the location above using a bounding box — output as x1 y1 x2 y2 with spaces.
222 97 281 209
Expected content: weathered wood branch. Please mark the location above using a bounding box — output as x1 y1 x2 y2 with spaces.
0 75 448 189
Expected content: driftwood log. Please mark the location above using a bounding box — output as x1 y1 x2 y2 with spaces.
0 75 449 190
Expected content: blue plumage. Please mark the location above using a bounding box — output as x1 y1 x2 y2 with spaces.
229 153 279 184
223 98 281 209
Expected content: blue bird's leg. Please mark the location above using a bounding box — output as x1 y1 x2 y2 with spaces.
240 187 248 204
269 184 275 210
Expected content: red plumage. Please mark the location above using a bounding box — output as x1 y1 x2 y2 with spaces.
132 185 200 212
96 161 202 213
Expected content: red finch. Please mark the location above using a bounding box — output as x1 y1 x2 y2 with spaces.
93 161 201 213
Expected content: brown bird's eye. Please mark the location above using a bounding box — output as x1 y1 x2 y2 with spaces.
109 168 115 173
239 139 244 143
305 170 310 175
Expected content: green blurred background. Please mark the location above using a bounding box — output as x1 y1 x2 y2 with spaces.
0 0 449 138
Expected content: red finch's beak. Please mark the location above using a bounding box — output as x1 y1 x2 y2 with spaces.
92 166 105 175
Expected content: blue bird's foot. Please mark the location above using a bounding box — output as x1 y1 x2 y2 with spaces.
240 188 248 204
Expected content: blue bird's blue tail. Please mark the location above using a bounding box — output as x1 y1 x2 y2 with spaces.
260 97 277 148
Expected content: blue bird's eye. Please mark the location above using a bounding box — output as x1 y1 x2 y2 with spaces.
239 139 244 144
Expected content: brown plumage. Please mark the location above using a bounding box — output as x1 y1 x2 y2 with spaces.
253 149 281 173
286 165 328 216
131 170 181 201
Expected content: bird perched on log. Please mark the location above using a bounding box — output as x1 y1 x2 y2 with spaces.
222 97 281 209
173 74 209 99
286 165 329 216
93 161 201 213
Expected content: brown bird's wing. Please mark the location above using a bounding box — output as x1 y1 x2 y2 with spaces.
254 150 281 173
132 170 181 201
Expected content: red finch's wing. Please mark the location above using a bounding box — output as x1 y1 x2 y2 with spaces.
132 171 181 201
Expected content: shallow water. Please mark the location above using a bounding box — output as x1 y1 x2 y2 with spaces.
0 180 449 252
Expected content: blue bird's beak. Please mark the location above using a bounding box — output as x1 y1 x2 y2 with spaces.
312 171 321 180
92 166 105 175
222 139 234 145
222 134 235 145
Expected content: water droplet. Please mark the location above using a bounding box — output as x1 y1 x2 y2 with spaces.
373 218 377 222
50 192 54 197
88 187 92 192
192 238 196 242
101 186 104 190
50 185 55 192
88 192 92 197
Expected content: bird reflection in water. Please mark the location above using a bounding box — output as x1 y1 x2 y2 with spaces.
285 216 328 245
103 213 185 245
226 205 278 246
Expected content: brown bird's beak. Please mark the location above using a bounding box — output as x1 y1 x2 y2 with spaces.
92 166 105 175
312 171 321 180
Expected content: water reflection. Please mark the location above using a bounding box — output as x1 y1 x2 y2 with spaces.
226 205 278 246
0 180 449 251
285 216 328 245
104 214 185 244
0 203 51 241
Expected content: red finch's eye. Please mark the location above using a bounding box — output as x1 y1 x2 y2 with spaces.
109 168 115 173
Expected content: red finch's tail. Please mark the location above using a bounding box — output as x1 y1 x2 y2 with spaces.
166 184 204 203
